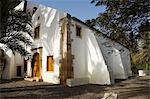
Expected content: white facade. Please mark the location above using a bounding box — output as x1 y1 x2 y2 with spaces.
0 49 24 79
25 2 112 85
70 19 112 85
96 34 132 79
25 2 67 84
1 1 132 86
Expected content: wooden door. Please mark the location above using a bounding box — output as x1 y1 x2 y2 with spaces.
33 53 40 77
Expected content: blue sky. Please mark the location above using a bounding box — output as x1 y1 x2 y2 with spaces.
29 0 106 21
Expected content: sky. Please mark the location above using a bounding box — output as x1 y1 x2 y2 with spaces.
29 0 106 21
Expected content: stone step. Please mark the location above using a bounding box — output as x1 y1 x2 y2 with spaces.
66 78 89 87
24 77 43 82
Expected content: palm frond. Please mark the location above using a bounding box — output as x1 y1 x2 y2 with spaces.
0 9 33 58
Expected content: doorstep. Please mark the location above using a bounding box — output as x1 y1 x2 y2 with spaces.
66 78 89 87
24 77 43 82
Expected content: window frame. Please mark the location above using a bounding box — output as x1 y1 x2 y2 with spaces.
76 25 82 38
34 25 40 39
47 56 54 72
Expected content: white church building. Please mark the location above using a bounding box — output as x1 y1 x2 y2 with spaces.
0 1 132 87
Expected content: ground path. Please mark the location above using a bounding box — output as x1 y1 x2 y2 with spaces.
0 76 150 99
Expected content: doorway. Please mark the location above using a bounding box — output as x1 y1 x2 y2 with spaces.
17 66 21 77
32 52 40 77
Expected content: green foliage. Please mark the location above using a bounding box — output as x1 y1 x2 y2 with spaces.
132 49 150 68
0 0 33 58
90 0 150 71
1 0 21 35
132 21 150 70
85 19 96 27
90 0 149 49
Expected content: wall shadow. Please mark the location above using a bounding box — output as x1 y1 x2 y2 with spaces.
1 84 106 98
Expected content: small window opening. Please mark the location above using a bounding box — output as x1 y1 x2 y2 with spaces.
37 16 40 20
76 25 81 38
34 25 40 39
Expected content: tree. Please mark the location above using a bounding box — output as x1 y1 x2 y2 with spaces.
1 0 21 36
132 21 150 70
0 0 33 57
85 19 96 27
89 0 149 51
89 0 150 72
0 0 33 78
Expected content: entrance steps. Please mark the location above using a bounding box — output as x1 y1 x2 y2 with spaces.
66 78 89 87
24 77 43 82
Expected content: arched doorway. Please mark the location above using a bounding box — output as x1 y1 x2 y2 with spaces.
32 52 40 77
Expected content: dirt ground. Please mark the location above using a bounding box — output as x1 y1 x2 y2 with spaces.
0 76 150 99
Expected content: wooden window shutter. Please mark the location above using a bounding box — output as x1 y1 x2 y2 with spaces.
47 56 54 71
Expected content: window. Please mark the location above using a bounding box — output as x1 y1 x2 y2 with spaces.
37 16 40 20
33 7 37 15
47 56 54 71
34 26 40 39
76 25 82 38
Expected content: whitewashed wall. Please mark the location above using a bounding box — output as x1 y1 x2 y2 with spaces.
26 3 67 84
71 20 112 85
1 50 13 79
14 53 24 78
5 1 132 83
96 34 132 79
0 49 24 79
112 42 132 77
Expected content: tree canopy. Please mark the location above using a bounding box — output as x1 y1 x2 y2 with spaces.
0 0 33 58
88 0 150 71
91 0 149 33
88 0 149 49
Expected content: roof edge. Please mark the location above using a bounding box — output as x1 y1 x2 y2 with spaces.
71 17 129 50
